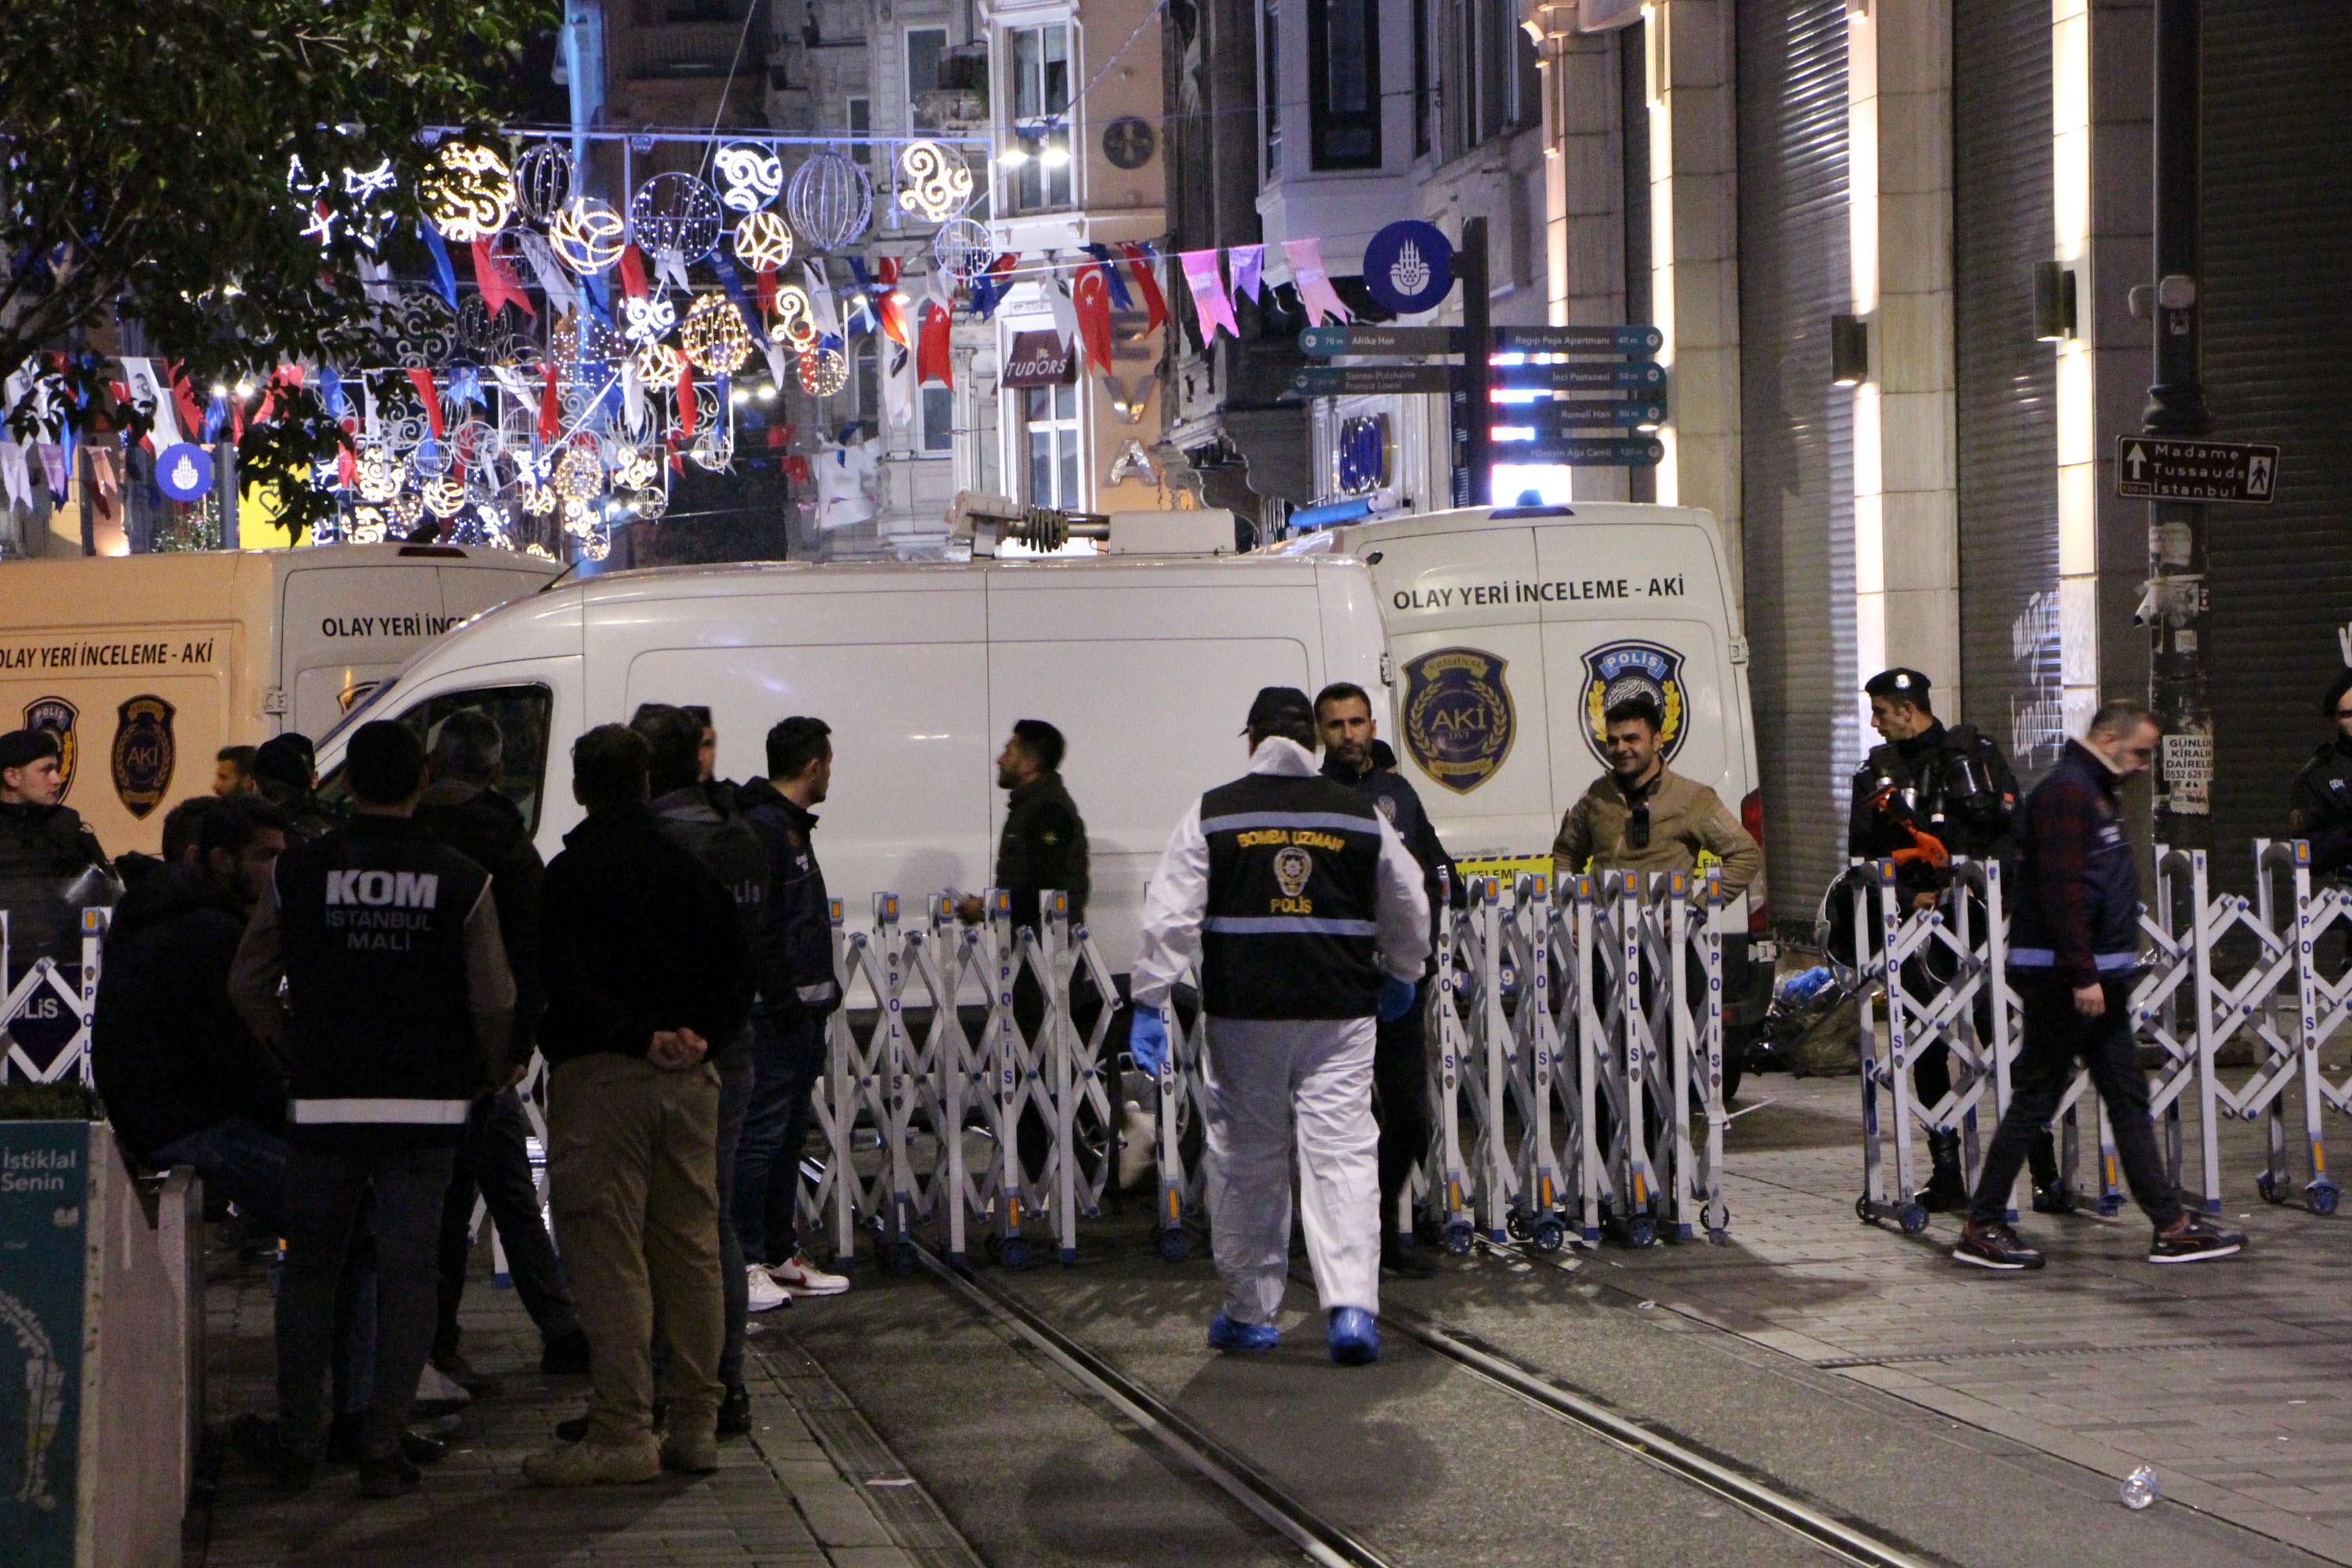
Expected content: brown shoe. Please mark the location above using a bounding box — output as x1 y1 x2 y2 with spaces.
523 1436 662 1486
660 1429 720 1475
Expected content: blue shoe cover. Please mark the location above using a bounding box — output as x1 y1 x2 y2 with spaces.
1207 1312 1281 1352
1327 1307 1381 1366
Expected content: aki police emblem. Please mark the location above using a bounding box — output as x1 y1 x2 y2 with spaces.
1581 641 1688 764
111 695 177 820
1401 648 1516 794
21 697 78 800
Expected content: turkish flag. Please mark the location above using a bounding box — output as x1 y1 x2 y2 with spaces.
1073 266 1114 376
1119 244 1168 332
916 303 954 389
538 361 561 443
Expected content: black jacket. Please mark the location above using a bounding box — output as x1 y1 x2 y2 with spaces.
996 771 1089 928
2289 738 2352 877
92 864 285 1162
539 804 757 1066
1321 754 1461 925
650 783 769 1065
0 799 114 968
1848 720 2020 898
738 777 840 1021
415 779 547 1057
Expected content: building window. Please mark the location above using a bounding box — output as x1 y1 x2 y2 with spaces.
1023 382 1080 506
1308 0 1381 169
848 96 872 169
855 339 880 432
922 386 954 453
907 26 947 129
1261 0 1282 178
1005 24 1074 212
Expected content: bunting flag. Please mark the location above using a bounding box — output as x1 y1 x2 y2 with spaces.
1178 250 1240 341
882 336 916 430
968 253 1022 321
37 442 67 503
405 368 445 438
915 302 954 389
756 264 778 318
1046 279 1081 354
1073 266 1115 376
803 261 840 339
318 365 352 423
1282 238 1352 326
164 361 205 448
844 257 877 334
1230 243 1266 303
616 245 652 300
621 361 647 435
471 240 537 320
516 230 581 315
1081 244 1133 310
581 269 614 325
86 447 122 529
0 444 29 514
420 225 459 309
120 358 182 448
539 361 561 442
653 248 691 295
675 359 696 438
1120 244 1170 332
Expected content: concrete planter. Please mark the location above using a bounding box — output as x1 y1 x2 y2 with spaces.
0 1122 202 1568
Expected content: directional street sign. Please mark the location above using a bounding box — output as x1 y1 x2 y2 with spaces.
1495 324 1664 355
1492 361 1666 392
1290 364 1457 397
1505 399 1668 430
1298 325 1464 357
1498 436 1666 466
2115 435 2280 503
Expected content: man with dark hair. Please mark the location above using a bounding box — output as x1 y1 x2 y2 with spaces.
95 796 291 1222
1314 681 1457 1278
632 702 782 1435
116 795 221 891
955 719 1090 929
231 720 516 1499
734 716 848 1298
254 732 336 843
216 744 260 797
1846 666 2042 1211
1955 701 2245 1271
1551 698 1759 895
2288 669 2352 877
414 708 589 1386
1131 687 1429 1367
528 724 755 1486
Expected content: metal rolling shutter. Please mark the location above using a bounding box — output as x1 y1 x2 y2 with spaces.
1952 0 2060 786
1737 0 1854 929
2200 4 2352 878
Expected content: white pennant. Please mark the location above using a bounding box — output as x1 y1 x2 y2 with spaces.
516 230 582 316
882 339 916 432
621 361 647 435
802 262 840 339
119 358 182 448
0 443 29 514
655 249 691 296
1046 281 1080 354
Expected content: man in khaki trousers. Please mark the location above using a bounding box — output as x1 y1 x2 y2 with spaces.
525 725 756 1485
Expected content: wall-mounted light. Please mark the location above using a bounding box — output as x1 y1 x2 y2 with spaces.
1830 313 1869 386
2033 260 2078 341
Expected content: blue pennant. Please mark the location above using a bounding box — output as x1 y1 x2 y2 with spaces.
419 224 459 310
1082 244 1132 310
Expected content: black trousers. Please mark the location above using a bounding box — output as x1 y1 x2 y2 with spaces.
1372 980 1433 1237
434 1088 580 1359
1968 975 2183 1228
1899 953 2060 1189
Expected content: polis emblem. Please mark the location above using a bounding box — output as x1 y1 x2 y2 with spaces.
1401 648 1515 794
1273 845 1314 899
111 695 177 820
1581 641 1688 764
22 697 78 800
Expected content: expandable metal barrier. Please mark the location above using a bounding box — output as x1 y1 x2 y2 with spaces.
0 908 108 1087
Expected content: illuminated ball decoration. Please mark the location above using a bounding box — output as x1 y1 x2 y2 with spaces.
422 143 515 244
896 140 974 222
408 438 452 479
733 210 793 274
635 341 685 384
348 507 387 544
354 445 401 503
934 216 993 281
520 481 556 517
423 477 466 517
619 486 670 521
785 150 872 252
713 143 785 214
768 284 818 351
580 530 611 562
390 493 425 531
689 430 734 473
562 497 596 535
797 343 849 397
513 143 577 225
550 198 626 274
630 172 724 263
614 445 659 489
525 542 555 560
451 419 501 474
681 293 753 374
554 443 605 500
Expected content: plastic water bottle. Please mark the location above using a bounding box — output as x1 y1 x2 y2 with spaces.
2121 1465 2158 1511
1778 966 1834 1010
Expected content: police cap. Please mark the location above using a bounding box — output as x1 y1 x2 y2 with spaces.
1243 686 1316 735
1864 668 1933 705
0 728 60 771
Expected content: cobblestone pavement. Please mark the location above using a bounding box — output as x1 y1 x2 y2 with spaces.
1602 1072 2352 1565
183 1248 953 1568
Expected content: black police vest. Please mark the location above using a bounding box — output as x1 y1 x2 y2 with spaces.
274 818 491 1141
1200 773 1385 1020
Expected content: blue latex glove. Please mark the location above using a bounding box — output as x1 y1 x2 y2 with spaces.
1129 1010 1170 1077
1377 975 1418 1022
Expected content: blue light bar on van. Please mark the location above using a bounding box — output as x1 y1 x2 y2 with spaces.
1288 488 1399 531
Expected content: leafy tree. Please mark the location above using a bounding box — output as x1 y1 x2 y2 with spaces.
0 0 554 532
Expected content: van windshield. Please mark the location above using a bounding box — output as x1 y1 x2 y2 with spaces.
318 676 397 746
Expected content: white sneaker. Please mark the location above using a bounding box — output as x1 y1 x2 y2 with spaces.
746 1264 791 1312
768 1253 849 1296
415 1361 473 1409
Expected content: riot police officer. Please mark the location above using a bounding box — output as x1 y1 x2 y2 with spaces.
1846 670 2059 1211
1130 688 1428 1366
0 727 115 982
2288 670 2352 878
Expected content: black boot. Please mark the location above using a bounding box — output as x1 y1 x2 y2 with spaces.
1917 1130 1969 1213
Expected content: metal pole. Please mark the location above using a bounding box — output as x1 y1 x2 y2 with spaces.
1458 216 1494 506
2146 0 2211 847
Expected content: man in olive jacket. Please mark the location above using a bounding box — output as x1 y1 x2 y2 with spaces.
1551 697 1760 896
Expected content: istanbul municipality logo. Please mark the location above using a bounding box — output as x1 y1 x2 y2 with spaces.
1363 220 1455 317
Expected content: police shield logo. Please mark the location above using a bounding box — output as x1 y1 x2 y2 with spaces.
1582 641 1688 764
1273 845 1313 899
1401 648 1516 794
111 695 176 820
22 697 78 800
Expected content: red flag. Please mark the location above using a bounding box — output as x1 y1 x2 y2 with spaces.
1119 245 1170 332
471 240 537 321
783 454 811 483
338 447 357 488
617 245 652 300
676 360 696 437
916 303 954 389
405 368 445 438
538 361 561 443
165 361 204 448
757 267 778 317
1073 267 1114 376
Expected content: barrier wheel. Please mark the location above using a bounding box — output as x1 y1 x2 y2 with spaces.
1530 1218 1566 1254
1000 1236 1032 1272
1505 1212 1530 1242
1157 1226 1192 1262
1626 1215 1657 1249
2310 1183 2339 1217
1897 1203 1929 1236
2256 1172 2282 1205
1855 1195 1877 1227
1442 1221 1474 1257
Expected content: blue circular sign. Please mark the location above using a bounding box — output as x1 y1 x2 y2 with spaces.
1362 220 1455 316
155 443 214 502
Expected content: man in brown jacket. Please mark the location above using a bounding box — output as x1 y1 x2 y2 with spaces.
1552 697 1761 895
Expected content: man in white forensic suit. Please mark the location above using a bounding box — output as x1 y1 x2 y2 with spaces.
1129 686 1429 1365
